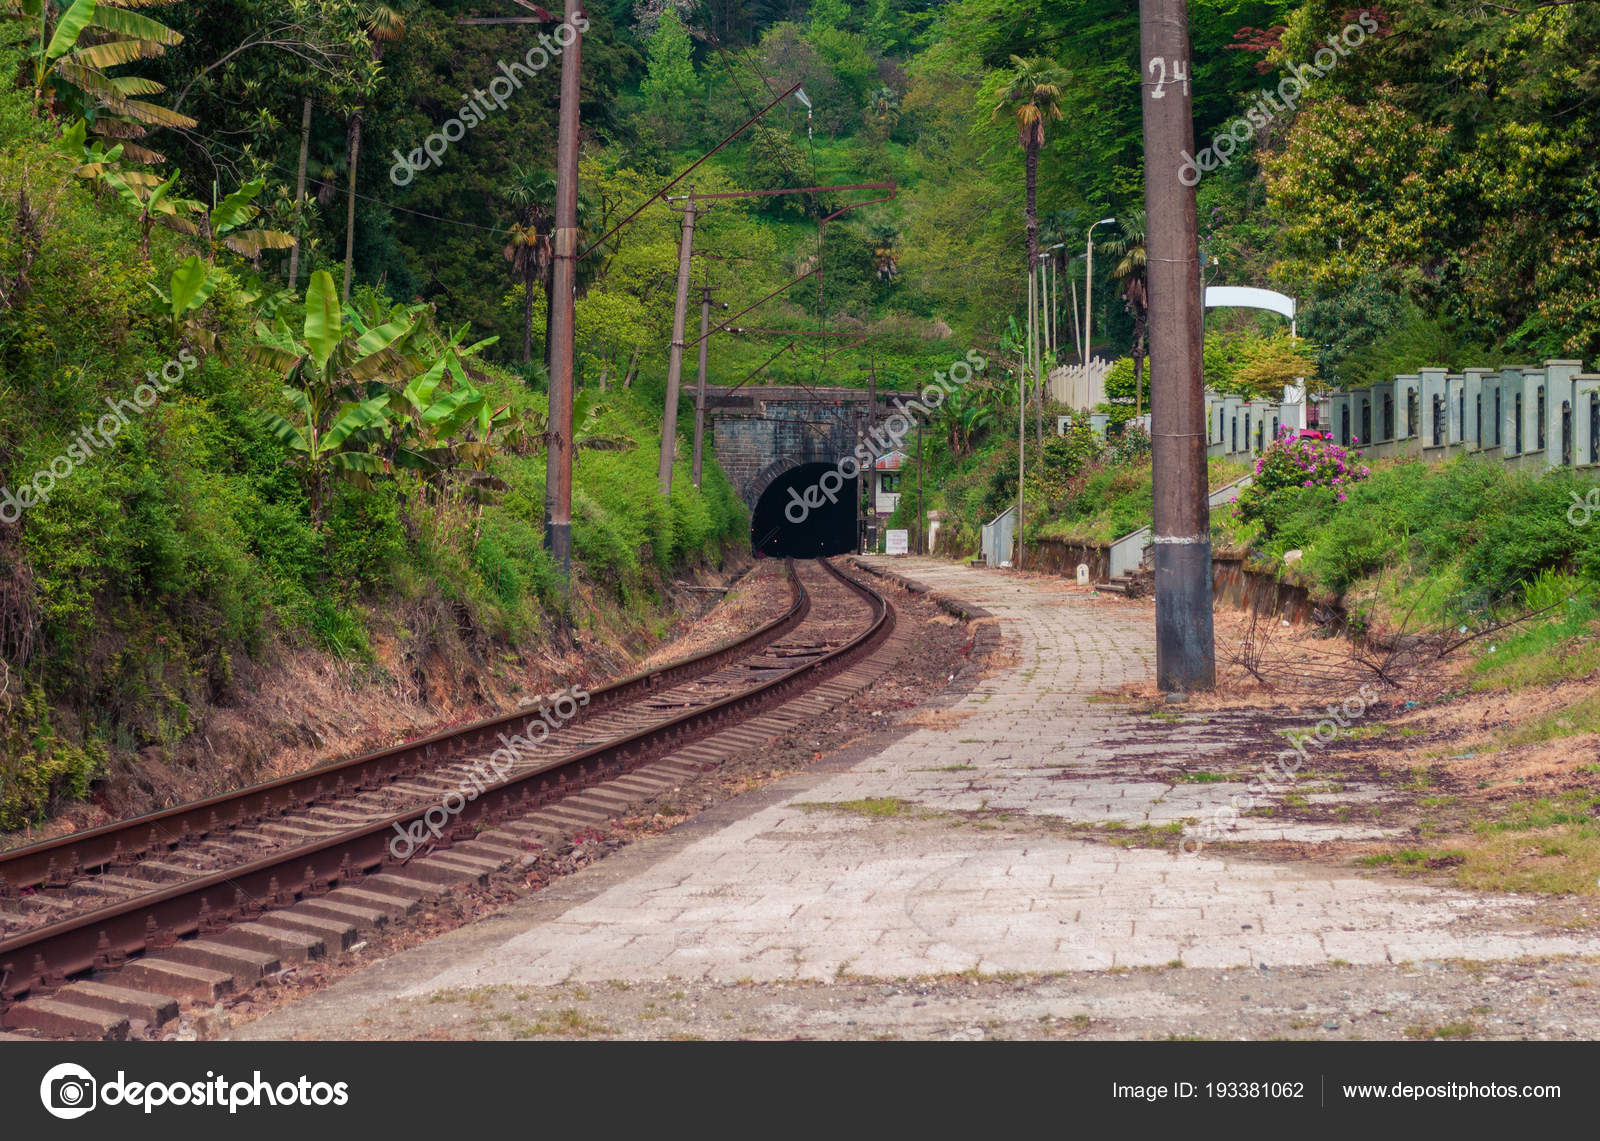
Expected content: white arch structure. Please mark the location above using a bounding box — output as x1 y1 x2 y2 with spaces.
1204 285 1296 336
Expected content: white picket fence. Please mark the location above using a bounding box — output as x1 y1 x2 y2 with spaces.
1048 357 1113 411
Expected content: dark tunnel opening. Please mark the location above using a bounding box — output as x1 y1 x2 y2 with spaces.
750 462 859 558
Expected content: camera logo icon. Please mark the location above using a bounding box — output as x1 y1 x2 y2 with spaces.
40 1062 97 1119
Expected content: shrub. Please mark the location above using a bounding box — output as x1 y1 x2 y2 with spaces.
1238 434 1370 536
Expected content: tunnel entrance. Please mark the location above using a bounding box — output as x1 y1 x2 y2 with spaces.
750 462 858 558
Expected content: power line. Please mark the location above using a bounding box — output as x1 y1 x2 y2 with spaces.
174 125 509 235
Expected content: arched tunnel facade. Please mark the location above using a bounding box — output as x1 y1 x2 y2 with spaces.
749 462 858 558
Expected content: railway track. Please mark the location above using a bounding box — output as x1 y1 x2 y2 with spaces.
0 557 896 1039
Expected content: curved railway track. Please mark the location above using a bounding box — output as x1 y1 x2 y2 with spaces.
0 557 896 1038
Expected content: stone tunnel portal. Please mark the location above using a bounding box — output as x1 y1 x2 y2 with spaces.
749 462 858 558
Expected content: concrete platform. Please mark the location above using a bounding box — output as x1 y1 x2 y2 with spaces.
232 558 1600 1040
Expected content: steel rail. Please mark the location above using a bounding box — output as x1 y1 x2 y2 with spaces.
0 560 893 1002
0 567 805 899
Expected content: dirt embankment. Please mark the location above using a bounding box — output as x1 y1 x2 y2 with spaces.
2 548 757 852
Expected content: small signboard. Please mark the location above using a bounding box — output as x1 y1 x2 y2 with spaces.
885 529 909 556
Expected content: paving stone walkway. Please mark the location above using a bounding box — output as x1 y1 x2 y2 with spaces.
382 559 1591 994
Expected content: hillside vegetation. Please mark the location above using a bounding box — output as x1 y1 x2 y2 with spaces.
8 0 1600 829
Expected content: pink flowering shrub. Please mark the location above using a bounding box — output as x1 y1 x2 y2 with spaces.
1237 432 1371 533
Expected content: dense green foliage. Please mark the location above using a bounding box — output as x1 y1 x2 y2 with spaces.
0 21 743 827
9 0 1600 825
1218 456 1600 621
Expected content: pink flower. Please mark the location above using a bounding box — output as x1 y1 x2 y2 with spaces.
1337 492 1347 502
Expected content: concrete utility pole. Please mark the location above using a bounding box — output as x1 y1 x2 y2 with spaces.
1030 255 1043 449
1141 0 1215 691
691 286 726 489
864 360 877 553
915 419 924 554
658 192 698 499
543 0 583 581
1016 349 1025 569
1084 216 1115 366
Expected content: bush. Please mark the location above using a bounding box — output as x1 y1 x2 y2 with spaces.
1237 434 1370 537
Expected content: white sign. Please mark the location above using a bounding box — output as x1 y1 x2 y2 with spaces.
885 529 909 556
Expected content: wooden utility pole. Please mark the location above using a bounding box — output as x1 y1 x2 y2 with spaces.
544 0 583 580
1141 0 1215 690
658 192 698 499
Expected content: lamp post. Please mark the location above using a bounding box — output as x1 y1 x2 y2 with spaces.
1084 216 1115 367
1041 241 1064 376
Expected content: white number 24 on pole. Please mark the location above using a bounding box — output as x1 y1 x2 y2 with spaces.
1148 56 1190 99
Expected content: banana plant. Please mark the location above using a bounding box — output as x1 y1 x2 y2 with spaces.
8 0 197 139
250 270 412 523
260 388 391 523
54 117 121 191
248 270 411 401
100 165 194 258
507 391 633 458
202 177 295 264
147 255 222 354
382 326 499 481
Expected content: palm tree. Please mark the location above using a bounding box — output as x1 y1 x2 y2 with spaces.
502 165 555 366
341 2 406 302
993 56 1064 275
1105 210 1149 417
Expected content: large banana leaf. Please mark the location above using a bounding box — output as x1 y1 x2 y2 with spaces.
44 0 97 63
89 4 183 46
65 38 155 70
209 177 263 233
163 255 220 318
95 95 196 129
322 396 391 452
242 341 304 374
303 271 341 374
420 386 484 438
223 229 296 258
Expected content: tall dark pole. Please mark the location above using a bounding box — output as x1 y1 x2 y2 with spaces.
544 0 583 581
658 193 697 498
1141 0 1215 691
915 419 924 555
864 360 876 553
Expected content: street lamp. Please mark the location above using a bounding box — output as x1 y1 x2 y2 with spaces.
1041 243 1065 360
1084 217 1115 364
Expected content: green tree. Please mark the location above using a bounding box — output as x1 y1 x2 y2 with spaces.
990 55 1063 275
502 164 554 366
340 2 406 302
641 7 699 146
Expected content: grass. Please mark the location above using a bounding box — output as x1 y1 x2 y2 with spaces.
506 1008 613 1038
1468 581 1600 691
797 797 912 818
1176 771 1227 783
1357 789 1600 894
1405 1021 1475 1039
1496 690 1600 747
